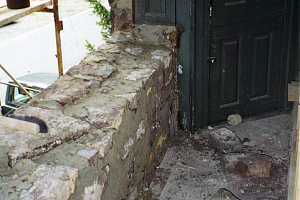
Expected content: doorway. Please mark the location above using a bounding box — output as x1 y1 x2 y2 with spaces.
195 0 293 125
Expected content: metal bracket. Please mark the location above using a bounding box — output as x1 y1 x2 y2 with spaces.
208 57 217 64
178 64 184 75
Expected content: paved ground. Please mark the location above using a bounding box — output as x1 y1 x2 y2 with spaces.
141 113 292 200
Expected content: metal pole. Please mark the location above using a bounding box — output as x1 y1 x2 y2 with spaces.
53 0 64 76
0 64 32 98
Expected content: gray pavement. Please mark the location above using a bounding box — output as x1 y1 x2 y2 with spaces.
144 113 292 200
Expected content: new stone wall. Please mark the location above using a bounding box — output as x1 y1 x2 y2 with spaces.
0 25 178 200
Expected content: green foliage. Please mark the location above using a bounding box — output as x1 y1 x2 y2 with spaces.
88 0 112 38
85 40 97 53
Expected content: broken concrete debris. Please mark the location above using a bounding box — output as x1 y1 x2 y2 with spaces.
223 153 273 178
210 127 274 178
208 128 242 153
146 114 290 200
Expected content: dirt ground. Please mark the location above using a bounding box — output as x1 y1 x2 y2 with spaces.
140 113 293 200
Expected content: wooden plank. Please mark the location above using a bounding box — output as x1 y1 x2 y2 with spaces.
0 0 51 27
289 82 299 102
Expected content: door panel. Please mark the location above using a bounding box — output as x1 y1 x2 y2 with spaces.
135 0 175 25
245 16 285 114
250 33 271 99
220 39 240 106
215 0 249 26
209 23 247 122
252 0 288 15
208 0 289 124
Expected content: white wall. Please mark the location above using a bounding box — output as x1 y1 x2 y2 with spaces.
0 9 105 103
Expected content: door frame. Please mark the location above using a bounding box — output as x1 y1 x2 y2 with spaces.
183 0 296 130
192 0 209 129
176 0 210 130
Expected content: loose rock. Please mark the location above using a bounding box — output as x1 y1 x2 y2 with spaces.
208 128 242 153
227 114 242 126
223 153 273 178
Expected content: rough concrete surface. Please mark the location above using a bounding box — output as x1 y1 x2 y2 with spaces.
144 114 292 200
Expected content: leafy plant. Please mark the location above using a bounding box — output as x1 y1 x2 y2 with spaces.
85 40 97 53
88 0 112 38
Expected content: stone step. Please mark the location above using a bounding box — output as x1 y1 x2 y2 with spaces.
0 116 40 134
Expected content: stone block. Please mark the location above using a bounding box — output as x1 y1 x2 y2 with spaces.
0 116 40 134
83 180 105 200
208 128 242 153
223 153 273 178
20 165 78 200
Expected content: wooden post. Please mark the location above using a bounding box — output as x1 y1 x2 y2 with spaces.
53 0 64 76
294 102 300 199
292 2 300 198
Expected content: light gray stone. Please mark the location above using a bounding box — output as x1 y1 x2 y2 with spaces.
122 137 134 160
20 165 78 200
125 47 144 56
88 132 113 158
78 149 98 160
0 116 40 134
136 121 145 140
83 180 104 200
227 114 242 126
126 69 155 81
151 50 171 67
85 54 107 63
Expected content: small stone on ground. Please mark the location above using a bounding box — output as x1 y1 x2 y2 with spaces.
208 128 242 153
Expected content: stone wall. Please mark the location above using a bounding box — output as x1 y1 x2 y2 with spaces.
109 0 133 31
0 25 178 200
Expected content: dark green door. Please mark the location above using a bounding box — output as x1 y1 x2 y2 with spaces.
208 0 290 123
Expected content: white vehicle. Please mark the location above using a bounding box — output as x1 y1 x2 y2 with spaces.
0 73 57 115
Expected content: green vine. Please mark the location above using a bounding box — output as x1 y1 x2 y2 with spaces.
88 0 112 38
85 40 97 53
